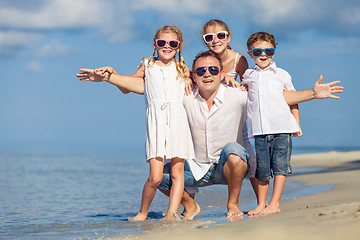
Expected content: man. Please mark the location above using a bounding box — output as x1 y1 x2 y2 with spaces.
76 51 343 220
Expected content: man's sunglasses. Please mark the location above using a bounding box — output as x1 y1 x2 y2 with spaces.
155 39 180 49
249 48 276 57
202 31 228 44
195 66 220 76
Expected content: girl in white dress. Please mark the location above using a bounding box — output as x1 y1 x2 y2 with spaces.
134 25 195 221
79 25 194 221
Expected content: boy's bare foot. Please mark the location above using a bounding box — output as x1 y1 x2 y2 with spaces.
128 212 147 222
260 204 281 215
227 203 244 218
182 202 201 220
248 204 266 216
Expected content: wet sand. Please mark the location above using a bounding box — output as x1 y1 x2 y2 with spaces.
106 151 360 240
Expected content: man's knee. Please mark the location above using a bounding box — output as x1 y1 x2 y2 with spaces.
157 163 171 190
221 142 249 165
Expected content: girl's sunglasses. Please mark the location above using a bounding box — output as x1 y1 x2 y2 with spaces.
202 31 228 43
249 48 276 57
195 66 220 76
155 39 180 49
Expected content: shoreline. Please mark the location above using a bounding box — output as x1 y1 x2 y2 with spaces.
106 151 360 240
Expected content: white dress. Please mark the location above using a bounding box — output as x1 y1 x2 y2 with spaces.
144 59 195 162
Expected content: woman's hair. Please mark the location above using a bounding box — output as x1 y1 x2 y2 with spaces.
192 50 223 73
146 25 186 79
246 32 277 50
202 19 232 50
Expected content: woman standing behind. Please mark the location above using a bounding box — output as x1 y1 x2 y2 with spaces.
202 19 248 83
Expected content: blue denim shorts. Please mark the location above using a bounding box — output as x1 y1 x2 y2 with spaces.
158 142 249 190
254 133 292 181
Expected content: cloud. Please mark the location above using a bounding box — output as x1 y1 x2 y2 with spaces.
0 31 42 56
0 0 359 46
38 40 70 57
0 0 108 29
26 60 44 74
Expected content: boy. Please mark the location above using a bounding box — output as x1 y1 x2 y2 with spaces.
243 32 302 216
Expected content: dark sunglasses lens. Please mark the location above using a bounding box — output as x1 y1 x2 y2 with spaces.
252 49 262 57
195 67 206 76
157 40 166 47
204 34 214 43
265 48 275 56
169 41 179 48
217 32 226 40
208 66 219 75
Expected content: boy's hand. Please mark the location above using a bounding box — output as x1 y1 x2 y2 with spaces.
313 75 343 99
292 130 303 137
239 84 248 91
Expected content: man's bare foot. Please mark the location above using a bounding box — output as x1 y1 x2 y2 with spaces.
182 202 201 220
128 212 147 222
260 204 281 215
227 204 244 218
248 204 266 216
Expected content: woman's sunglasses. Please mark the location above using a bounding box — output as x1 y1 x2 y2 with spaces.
155 39 180 49
195 66 220 76
249 48 276 57
202 31 228 44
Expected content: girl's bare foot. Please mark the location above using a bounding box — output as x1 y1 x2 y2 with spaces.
128 212 147 222
248 204 266 216
260 204 281 215
161 212 183 222
182 202 201 220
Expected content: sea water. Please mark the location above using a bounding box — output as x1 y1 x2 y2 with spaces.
0 147 346 240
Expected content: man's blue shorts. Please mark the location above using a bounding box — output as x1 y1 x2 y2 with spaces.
158 142 249 190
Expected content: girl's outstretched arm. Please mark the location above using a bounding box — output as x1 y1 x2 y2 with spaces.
76 62 145 95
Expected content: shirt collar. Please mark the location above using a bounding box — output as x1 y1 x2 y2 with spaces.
193 83 226 104
253 61 277 73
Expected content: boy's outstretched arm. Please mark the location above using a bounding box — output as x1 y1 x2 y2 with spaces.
284 75 344 105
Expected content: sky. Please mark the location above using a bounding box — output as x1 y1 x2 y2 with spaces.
0 0 359 154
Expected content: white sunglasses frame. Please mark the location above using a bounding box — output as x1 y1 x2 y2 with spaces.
202 31 229 43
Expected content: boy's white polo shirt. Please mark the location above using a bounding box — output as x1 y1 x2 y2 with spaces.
243 62 300 138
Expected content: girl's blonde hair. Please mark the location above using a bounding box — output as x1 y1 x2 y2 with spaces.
202 19 232 50
145 25 186 79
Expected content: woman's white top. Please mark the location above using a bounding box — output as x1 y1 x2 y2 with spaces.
226 52 239 80
144 59 195 162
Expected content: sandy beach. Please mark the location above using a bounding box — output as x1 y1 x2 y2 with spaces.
107 151 360 240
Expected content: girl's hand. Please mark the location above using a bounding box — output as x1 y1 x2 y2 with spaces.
95 66 117 74
76 68 110 82
185 78 193 95
223 75 241 88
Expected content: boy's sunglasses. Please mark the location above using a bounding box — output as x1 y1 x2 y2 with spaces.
202 31 228 43
155 39 180 49
195 66 220 76
249 48 276 57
